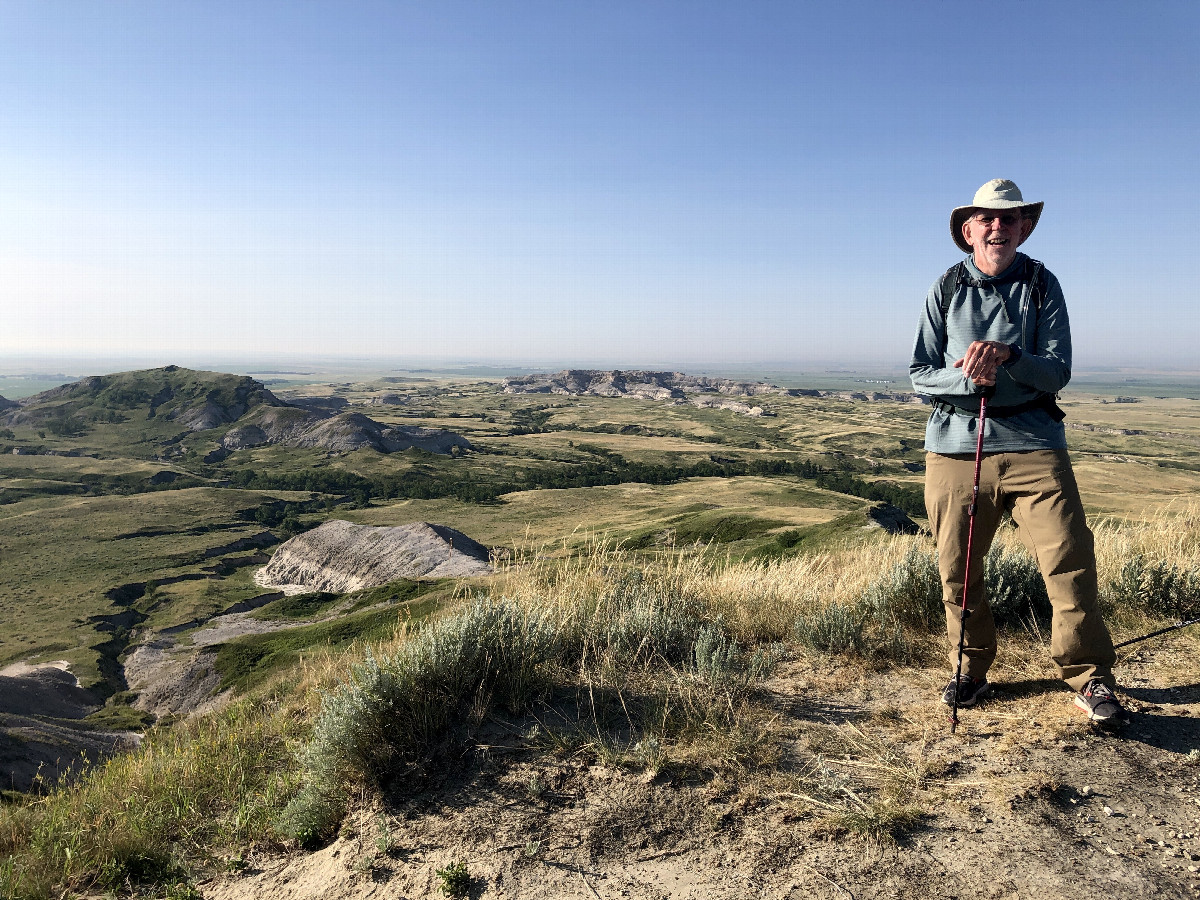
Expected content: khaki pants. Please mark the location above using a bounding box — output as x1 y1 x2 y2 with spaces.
925 449 1115 692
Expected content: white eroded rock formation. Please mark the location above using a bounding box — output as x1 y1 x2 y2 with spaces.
502 369 930 416
222 409 471 454
255 520 492 593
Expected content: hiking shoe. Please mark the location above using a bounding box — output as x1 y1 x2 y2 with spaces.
1074 680 1126 725
941 675 990 707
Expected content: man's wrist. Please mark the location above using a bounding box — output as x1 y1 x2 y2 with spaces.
1002 344 1023 368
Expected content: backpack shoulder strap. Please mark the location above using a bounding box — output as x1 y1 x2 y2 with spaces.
1021 257 1049 357
939 262 966 320
938 262 966 357
1024 257 1046 311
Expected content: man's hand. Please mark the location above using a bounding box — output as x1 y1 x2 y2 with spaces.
953 340 1011 387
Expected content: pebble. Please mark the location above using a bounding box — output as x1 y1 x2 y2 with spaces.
1104 807 1114 816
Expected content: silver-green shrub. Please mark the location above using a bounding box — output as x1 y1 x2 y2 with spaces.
1107 554 1200 620
793 600 867 655
862 546 942 631
691 623 743 688
983 543 1050 627
583 571 704 668
281 598 559 844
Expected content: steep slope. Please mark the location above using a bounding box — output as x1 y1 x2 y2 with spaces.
224 410 471 454
255 520 492 592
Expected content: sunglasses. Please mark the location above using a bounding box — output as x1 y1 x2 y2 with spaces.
971 213 1024 227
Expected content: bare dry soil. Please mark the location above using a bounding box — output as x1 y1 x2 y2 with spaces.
202 639 1200 900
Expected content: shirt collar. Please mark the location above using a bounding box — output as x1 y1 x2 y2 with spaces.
965 252 1026 283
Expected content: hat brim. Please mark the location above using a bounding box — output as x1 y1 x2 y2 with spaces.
951 200 1043 254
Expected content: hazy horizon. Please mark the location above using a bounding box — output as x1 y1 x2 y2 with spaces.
4 352 1200 401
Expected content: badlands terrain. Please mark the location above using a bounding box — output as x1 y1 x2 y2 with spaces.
0 365 1198 899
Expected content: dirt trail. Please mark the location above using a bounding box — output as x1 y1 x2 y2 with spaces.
202 640 1200 900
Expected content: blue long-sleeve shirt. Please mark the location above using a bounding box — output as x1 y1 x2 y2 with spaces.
910 253 1070 454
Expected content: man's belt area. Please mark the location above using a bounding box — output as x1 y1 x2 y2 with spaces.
930 394 1066 422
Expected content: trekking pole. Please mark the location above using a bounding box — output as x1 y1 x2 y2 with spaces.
950 391 989 734
1113 618 1200 650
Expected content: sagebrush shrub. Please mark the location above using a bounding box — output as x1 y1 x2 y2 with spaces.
863 546 942 629
589 571 703 668
794 600 867 655
690 622 782 688
692 623 742 687
283 598 561 843
983 543 1051 627
1108 554 1200 620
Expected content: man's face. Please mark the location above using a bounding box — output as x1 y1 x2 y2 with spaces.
962 208 1033 275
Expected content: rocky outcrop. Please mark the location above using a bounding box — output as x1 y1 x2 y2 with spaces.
691 398 766 417
171 400 251 430
284 396 350 414
503 370 781 415
222 409 471 454
815 390 927 404
504 370 787 400
502 370 927 414
255 520 492 593
221 424 270 450
123 640 224 719
865 503 920 534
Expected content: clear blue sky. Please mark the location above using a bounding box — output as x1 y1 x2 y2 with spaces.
2 1 1197 372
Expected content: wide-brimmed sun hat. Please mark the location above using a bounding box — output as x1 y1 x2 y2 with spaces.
950 179 1043 254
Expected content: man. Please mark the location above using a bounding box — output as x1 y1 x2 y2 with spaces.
910 179 1123 725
